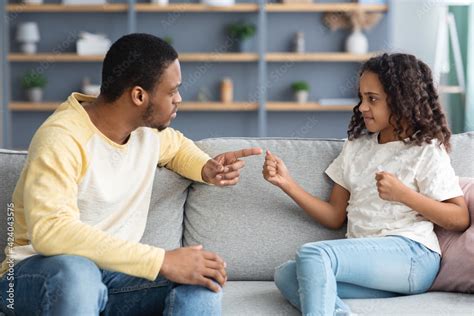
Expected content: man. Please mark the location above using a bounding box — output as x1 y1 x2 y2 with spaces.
0 33 261 315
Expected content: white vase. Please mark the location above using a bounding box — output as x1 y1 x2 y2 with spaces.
27 88 43 103
345 29 369 54
295 91 309 104
151 0 168 5
20 42 37 54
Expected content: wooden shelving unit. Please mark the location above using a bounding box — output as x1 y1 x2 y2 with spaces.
266 52 375 62
265 3 388 12
135 3 258 12
267 102 354 111
7 4 128 13
8 53 259 63
9 102 259 112
2 1 388 146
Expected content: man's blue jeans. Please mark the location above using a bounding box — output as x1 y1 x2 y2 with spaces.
0 254 222 315
274 236 440 316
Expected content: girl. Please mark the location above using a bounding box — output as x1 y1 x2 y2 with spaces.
262 53 469 316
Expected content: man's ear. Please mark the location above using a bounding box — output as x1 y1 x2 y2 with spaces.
130 86 148 108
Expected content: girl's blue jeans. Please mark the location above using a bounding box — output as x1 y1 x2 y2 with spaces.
274 236 440 316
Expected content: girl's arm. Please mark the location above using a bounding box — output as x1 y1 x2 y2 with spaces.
376 172 469 231
262 150 349 229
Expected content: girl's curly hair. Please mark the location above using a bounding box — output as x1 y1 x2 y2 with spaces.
347 53 451 150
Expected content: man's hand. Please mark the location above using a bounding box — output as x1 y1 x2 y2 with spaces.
262 150 292 189
375 171 409 202
201 147 262 186
160 245 227 293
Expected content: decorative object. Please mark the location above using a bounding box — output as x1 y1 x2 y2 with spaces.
16 22 40 54
291 81 310 104
220 78 233 103
82 77 101 97
293 32 305 53
323 10 383 54
23 0 43 4
197 86 211 102
202 0 235 6
22 70 47 103
227 21 256 52
319 98 359 106
151 0 169 5
76 32 111 56
63 0 107 4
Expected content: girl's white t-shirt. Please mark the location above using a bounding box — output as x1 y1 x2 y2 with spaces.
325 133 463 254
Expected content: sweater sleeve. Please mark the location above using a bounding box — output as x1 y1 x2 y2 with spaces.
158 128 211 182
23 127 164 281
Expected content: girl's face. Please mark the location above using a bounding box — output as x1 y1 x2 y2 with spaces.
358 71 394 141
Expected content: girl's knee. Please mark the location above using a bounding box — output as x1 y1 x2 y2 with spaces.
296 242 329 263
274 260 296 289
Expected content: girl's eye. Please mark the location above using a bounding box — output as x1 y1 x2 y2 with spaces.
369 96 377 103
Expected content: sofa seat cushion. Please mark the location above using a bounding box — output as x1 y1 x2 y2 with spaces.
223 281 474 316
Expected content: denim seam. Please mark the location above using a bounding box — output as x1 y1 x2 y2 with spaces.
14 274 50 315
166 285 176 316
108 280 170 294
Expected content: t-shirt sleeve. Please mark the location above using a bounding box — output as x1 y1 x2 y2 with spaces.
158 128 211 183
415 143 463 201
325 140 349 190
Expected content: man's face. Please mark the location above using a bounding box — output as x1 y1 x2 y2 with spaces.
142 59 182 131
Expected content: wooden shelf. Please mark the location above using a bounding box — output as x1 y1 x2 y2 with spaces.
266 52 375 62
8 53 259 63
267 102 354 111
9 102 258 112
136 3 258 12
180 53 258 62
9 53 105 62
265 3 388 12
7 4 128 13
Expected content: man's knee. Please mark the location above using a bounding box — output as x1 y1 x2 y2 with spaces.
167 285 222 315
40 255 107 305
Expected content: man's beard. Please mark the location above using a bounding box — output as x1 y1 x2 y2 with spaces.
143 100 168 132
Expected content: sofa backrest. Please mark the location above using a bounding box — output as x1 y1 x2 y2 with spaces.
185 133 474 280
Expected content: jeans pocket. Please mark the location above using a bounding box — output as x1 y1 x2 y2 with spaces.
408 250 440 294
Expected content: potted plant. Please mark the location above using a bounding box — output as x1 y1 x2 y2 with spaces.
291 81 310 104
227 21 256 52
163 36 173 45
22 70 47 103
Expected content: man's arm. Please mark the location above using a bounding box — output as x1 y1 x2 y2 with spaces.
158 128 211 182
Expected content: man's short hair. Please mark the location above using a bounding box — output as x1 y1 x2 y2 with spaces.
100 33 178 102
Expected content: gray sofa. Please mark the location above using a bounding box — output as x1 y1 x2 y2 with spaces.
1 133 474 315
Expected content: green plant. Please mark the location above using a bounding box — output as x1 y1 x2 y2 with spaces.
163 36 173 45
291 81 310 92
21 70 47 89
227 21 256 41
